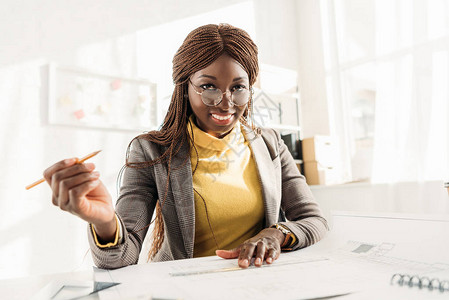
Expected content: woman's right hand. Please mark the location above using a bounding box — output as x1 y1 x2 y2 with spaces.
43 158 116 240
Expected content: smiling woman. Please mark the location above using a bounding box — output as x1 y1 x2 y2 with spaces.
0 0 322 282
42 23 328 270
188 54 250 138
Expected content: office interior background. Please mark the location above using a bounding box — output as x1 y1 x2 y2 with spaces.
0 0 448 280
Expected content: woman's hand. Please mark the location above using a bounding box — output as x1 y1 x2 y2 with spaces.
43 158 116 241
216 228 285 268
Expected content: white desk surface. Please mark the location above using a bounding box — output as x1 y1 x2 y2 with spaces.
1 212 448 300
0 270 95 300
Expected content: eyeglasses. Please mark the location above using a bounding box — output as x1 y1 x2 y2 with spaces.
189 80 251 107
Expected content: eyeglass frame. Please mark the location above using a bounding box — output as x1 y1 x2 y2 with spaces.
188 79 253 107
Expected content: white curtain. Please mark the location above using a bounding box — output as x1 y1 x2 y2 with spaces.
371 0 449 183
323 0 449 184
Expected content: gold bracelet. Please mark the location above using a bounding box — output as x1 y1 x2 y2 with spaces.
270 223 297 249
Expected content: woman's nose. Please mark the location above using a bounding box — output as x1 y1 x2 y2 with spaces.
218 90 234 109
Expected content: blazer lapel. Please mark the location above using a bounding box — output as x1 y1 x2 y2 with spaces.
168 140 195 258
243 127 279 227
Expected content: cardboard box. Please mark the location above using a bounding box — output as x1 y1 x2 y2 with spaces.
301 136 335 166
301 136 341 185
303 161 337 185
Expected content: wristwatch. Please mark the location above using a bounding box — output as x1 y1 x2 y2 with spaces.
270 223 297 249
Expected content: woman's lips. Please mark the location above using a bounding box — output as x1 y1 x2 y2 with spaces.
211 113 233 120
210 113 234 125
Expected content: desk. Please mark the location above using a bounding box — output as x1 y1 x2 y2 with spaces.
0 270 95 300
1 212 448 300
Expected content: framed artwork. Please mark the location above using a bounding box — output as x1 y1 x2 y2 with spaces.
44 64 158 131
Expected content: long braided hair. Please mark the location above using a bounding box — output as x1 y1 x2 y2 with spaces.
125 24 260 261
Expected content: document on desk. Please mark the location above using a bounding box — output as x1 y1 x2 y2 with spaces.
314 212 449 274
95 212 449 300
95 253 361 300
299 212 449 299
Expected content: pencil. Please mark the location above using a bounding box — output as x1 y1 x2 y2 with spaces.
25 150 102 190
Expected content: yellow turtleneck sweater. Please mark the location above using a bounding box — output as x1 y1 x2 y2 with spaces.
187 116 264 257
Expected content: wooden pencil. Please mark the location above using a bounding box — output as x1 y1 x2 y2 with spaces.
25 150 101 190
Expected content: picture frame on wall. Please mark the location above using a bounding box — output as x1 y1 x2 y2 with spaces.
42 63 158 131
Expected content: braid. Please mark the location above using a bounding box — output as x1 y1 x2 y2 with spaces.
123 23 260 261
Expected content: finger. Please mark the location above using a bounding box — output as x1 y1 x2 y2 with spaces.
43 158 78 184
216 248 240 259
254 241 266 267
50 163 96 198
66 179 101 214
265 248 279 264
59 171 100 210
52 163 96 184
238 243 256 268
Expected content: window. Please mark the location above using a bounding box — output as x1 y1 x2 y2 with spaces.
321 0 449 183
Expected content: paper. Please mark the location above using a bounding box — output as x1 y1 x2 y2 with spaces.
93 212 449 300
94 254 360 300
298 212 449 298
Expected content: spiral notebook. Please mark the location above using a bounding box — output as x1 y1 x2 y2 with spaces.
391 273 449 293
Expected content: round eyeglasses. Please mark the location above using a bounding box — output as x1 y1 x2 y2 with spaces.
189 80 251 107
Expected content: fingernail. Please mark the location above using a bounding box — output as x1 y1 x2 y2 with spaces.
65 158 76 164
255 258 261 265
267 257 272 263
241 259 248 267
92 171 100 178
85 163 95 170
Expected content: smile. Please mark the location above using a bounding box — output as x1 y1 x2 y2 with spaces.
211 114 233 120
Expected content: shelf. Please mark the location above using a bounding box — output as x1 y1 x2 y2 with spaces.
266 124 301 132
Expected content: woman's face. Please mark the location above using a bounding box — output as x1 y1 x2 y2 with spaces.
188 54 250 138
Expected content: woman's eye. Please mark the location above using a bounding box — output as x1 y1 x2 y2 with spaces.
232 85 246 91
200 84 215 90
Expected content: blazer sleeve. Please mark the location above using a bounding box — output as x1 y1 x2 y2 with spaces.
88 138 158 269
272 130 329 250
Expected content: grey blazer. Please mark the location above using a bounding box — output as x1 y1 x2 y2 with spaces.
88 126 328 269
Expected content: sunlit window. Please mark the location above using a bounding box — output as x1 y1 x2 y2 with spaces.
321 0 449 183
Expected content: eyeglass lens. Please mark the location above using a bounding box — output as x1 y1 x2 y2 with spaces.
202 88 249 106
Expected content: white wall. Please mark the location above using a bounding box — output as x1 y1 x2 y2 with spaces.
295 0 331 138
253 0 332 138
0 0 246 67
253 0 299 70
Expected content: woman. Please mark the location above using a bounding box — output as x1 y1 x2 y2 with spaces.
43 24 328 269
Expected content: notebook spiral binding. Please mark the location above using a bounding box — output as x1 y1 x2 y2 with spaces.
391 273 449 292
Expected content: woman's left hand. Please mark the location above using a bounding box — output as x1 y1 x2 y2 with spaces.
216 228 285 268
